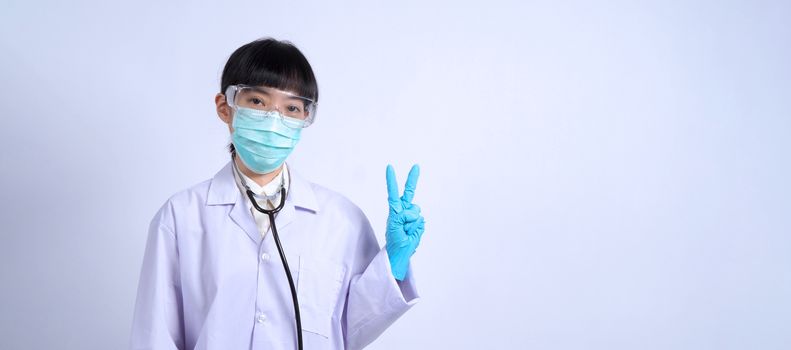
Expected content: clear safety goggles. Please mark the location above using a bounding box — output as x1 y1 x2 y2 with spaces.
225 84 318 129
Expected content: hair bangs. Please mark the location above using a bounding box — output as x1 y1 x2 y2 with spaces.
221 38 318 102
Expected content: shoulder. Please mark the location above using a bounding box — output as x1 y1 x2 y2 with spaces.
167 178 213 208
303 179 382 262
307 181 371 229
306 181 381 258
150 177 213 229
311 182 367 218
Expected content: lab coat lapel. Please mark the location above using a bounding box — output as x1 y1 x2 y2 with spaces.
207 160 262 246
272 162 320 231
208 160 317 246
229 191 262 246
273 193 295 232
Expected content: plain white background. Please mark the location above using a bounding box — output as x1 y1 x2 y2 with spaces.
1 0 790 349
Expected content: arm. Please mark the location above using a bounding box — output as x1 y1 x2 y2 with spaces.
343 213 420 350
129 201 185 350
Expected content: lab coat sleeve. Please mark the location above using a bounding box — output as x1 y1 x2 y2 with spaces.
129 200 185 350
343 214 420 350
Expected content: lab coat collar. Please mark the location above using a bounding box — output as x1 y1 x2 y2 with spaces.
207 159 319 213
207 160 319 245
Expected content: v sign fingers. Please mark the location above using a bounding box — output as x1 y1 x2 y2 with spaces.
386 164 403 213
401 164 420 204
384 163 426 281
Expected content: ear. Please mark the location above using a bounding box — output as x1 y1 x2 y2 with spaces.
215 93 232 125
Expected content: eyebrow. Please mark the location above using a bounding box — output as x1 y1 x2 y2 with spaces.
247 88 271 96
286 96 309 102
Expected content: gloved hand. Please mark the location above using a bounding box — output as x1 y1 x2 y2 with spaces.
385 164 425 281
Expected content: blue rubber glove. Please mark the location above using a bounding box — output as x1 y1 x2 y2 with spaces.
385 164 426 281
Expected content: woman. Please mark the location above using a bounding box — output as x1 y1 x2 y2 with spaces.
130 38 425 350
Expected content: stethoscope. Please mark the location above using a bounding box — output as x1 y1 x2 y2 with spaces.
231 156 303 350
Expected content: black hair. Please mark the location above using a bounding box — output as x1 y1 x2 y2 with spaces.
221 37 318 155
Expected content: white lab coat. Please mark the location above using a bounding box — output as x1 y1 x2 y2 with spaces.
130 160 420 350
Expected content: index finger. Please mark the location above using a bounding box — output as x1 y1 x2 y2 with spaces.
401 164 420 203
386 164 401 209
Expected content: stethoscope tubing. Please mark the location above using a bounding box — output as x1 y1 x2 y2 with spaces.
234 158 303 350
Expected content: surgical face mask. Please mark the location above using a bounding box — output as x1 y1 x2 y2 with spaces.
231 107 302 174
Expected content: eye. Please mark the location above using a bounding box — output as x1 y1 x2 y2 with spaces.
287 105 302 113
247 97 265 106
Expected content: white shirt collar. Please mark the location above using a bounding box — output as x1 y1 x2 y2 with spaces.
231 160 291 209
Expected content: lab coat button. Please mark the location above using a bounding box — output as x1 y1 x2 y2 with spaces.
256 314 267 324
261 253 271 262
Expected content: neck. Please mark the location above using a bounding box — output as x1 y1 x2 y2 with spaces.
233 155 283 188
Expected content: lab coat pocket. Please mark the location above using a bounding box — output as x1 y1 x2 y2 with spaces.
297 256 346 338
